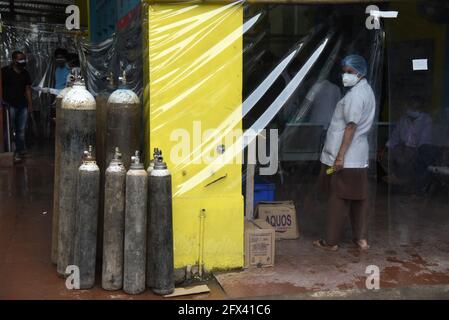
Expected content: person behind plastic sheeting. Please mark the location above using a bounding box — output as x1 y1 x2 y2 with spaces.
0 51 33 162
313 54 375 252
33 52 80 97
54 48 71 91
308 79 342 129
379 96 439 196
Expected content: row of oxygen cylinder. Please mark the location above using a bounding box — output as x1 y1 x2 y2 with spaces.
52 73 174 295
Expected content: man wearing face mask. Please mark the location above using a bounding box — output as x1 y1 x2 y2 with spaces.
380 97 435 192
314 54 375 252
0 51 33 162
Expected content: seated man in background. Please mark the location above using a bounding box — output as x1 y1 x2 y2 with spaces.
380 97 439 195
308 79 341 129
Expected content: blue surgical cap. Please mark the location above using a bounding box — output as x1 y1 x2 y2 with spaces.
341 55 368 77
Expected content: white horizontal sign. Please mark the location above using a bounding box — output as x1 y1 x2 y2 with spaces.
370 10 399 18
412 59 429 71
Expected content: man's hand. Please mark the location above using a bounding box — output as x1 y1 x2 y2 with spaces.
334 157 345 172
333 122 357 173
27 104 33 113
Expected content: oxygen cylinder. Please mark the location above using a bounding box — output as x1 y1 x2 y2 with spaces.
149 151 175 295
96 73 115 172
124 151 148 295
95 73 115 269
105 71 141 170
51 76 75 265
102 147 126 290
57 76 96 277
146 148 158 289
74 146 100 289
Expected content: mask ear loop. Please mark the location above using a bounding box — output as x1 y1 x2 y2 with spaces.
354 72 363 85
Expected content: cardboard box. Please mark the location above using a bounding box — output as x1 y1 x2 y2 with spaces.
255 201 299 240
244 219 275 268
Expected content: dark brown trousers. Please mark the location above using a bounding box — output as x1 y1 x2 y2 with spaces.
318 165 369 246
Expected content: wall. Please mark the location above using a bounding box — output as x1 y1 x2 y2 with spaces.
89 0 140 43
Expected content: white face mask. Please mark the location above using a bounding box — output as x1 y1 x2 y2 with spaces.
342 73 360 87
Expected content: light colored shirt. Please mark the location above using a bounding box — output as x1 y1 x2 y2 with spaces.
386 113 433 149
320 78 376 168
308 80 342 129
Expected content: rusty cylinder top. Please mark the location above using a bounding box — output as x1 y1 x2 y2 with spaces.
130 151 144 170
151 151 170 177
80 146 99 172
107 147 126 173
107 70 140 105
107 89 140 105
62 76 96 111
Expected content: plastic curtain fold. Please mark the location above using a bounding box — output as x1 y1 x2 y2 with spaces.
144 1 385 199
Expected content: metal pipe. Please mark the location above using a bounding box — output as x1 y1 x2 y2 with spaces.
198 209 206 278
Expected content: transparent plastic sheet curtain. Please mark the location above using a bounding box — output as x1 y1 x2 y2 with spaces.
144 2 384 196
144 0 386 267
0 12 144 139
77 4 144 97
0 23 77 138
382 0 449 249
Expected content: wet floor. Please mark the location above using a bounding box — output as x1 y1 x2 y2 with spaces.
216 165 449 299
1 144 449 299
0 144 224 300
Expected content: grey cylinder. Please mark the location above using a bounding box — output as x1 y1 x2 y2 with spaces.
149 152 174 295
146 149 157 289
105 72 141 170
95 75 115 271
57 78 96 277
102 148 126 290
96 74 115 173
124 151 148 295
51 83 73 265
74 146 100 289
